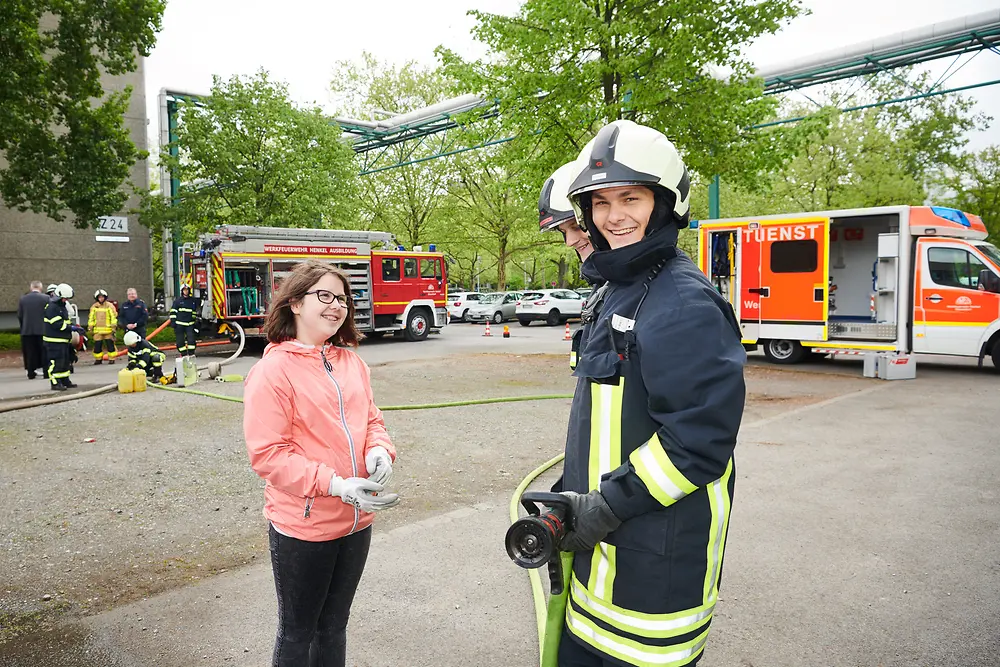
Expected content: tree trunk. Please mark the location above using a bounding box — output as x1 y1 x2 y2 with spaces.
556 256 568 287
496 238 508 290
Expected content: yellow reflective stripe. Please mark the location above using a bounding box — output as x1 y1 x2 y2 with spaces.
42 336 71 343
570 576 713 639
588 381 623 600
566 607 710 666
569 351 577 368
629 434 698 508
43 316 63 323
704 460 734 604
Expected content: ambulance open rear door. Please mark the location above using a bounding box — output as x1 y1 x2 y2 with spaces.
740 218 830 345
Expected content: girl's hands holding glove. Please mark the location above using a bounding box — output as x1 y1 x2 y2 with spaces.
329 474 399 512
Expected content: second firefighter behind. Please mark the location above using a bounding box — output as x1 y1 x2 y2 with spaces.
170 285 199 356
124 331 166 381
88 290 118 364
43 284 79 391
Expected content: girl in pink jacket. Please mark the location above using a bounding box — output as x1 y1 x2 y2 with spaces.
244 260 399 667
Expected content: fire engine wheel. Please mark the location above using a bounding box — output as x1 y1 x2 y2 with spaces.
404 309 431 342
492 311 504 325
546 309 561 326
763 339 807 364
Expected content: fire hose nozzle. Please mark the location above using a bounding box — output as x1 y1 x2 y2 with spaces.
505 492 573 594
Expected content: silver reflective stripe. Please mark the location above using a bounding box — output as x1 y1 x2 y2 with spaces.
705 477 725 602
597 385 613 479
571 579 714 635
567 615 709 665
634 445 687 501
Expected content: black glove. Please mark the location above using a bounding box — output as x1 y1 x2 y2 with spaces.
559 490 622 552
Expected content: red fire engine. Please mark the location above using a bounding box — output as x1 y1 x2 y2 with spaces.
183 225 449 342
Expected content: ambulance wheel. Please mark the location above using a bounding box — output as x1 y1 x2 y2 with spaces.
404 309 431 342
763 339 807 364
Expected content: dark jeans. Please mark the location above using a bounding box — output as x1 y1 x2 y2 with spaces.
269 524 371 667
558 628 701 667
21 335 43 376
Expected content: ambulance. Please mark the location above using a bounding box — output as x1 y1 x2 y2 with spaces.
694 205 1000 371
183 225 449 342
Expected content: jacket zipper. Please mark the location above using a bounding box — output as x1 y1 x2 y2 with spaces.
321 348 359 534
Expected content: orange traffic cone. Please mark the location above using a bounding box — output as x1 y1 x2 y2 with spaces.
483 321 492 337
503 325 510 338
564 323 572 341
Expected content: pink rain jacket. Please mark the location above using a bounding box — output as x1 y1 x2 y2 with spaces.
244 341 396 541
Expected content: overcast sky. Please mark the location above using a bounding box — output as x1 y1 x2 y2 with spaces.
144 0 1000 155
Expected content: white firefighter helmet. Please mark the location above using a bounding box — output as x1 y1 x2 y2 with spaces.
94 289 108 300
123 331 141 347
46 283 58 294
567 120 691 231
538 161 583 232
55 283 74 299
180 284 191 295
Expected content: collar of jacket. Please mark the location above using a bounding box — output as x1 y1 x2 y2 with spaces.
582 225 679 284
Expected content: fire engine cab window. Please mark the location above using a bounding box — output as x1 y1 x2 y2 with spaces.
770 240 818 274
403 258 418 278
421 259 440 279
928 247 986 289
382 258 400 282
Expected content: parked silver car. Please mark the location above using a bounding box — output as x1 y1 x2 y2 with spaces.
467 292 522 324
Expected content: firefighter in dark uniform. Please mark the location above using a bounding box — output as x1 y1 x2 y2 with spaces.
552 120 747 667
43 284 79 391
170 285 200 356
123 331 166 381
539 160 597 372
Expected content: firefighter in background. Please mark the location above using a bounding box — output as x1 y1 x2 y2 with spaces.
43 283 79 391
170 284 199 356
88 290 118 364
551 120 746 667
540 160 594 262
123 331 167 382
539 160 594 374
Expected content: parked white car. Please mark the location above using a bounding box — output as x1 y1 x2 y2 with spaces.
448 292 483 322
515 289 585 326
468 292 522 324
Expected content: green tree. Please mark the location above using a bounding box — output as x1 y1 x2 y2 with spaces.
331 53 460 247
0 0 165 227
143 71 359 238
942 146 1000 243
444 132 565 290
438 0 803 188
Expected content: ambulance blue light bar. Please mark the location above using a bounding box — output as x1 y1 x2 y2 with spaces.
930 206 971 227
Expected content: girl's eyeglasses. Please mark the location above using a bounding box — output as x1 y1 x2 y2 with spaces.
304 290 350 307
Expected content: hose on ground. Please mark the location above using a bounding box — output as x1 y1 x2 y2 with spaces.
508 453 566 663
146 382 573 412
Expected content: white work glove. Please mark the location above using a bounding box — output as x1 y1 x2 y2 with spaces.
329 475 399 513
365 446 393 486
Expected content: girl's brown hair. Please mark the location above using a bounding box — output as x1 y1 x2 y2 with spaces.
263 260 363 347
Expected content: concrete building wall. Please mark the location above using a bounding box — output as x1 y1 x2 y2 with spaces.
0 50 153 331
